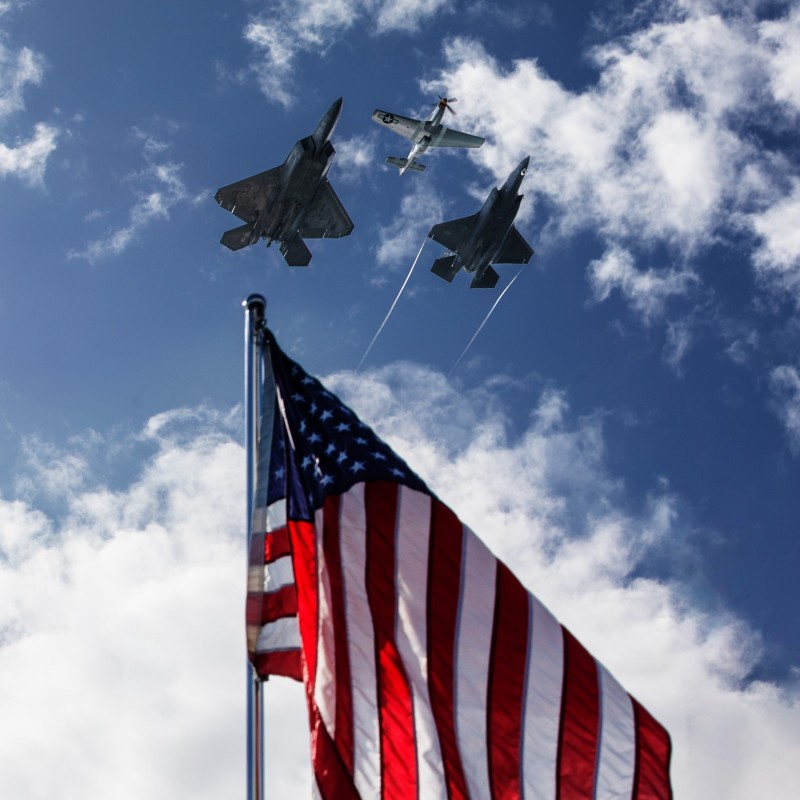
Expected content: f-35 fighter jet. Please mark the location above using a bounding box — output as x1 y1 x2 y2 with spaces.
372 96 485 175
215 98 354 266
428 156 534 288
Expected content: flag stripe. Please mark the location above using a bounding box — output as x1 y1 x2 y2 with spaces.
365 482 418 800
247 585 298 623
255 615 302 652
488 563 530 800
427 499 470 800
395 486 446 799
558 628 601 799
594 664 636 799
287 519 318 683
313 504 338 741
252 650 302 681
455 527 496 800
340 484 382 798
265 527 291 562
632 699 672 800
320 494 354 771
522 596 564 800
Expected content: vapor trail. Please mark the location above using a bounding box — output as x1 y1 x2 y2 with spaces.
448 269 523 377
357 239 426 370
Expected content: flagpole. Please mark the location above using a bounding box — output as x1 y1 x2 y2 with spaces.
244 293 266 800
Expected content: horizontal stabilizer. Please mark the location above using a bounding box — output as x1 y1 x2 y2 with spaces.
280 233 312 267
431 255 459 283
386 157 426 173
471 266 500 289
221 223 257 251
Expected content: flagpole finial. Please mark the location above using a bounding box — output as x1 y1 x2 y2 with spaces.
243 293 267 318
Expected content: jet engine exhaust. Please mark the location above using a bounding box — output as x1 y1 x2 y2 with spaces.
448 269 523 377
357 238 427 370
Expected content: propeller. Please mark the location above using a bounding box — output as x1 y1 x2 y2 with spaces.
437 95 457 115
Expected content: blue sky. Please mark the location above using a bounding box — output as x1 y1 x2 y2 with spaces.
1 0 799 797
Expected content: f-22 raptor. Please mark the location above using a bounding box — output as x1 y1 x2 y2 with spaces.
372 96 485 175
215 98 354 266
428 156 534 288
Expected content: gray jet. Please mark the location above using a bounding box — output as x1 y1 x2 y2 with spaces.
215 98 354 266
428 156 534 288
372 97 484 175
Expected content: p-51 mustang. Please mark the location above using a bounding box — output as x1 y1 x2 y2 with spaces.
215 98 354 267
371 96 485 175
428 156 534 288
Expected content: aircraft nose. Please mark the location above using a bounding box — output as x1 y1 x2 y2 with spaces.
518 155 531 173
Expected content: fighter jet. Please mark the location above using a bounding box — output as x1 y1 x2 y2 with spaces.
428 156 534 288
372 96 485 175
215 98 354 266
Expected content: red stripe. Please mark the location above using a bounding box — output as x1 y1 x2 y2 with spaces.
246 585 298 625
487 563 529 800
632 698 672 800
427 498 469 800
309 697 361 800
287 519 318 685
265 527 291 562
558 628 600 799
321 494 354 774
365 482 417 800
252 650 302 681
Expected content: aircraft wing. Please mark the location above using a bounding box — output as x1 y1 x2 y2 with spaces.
372 110 423 142
496 226 534 264
427 213 478 253
214 166 284 224
430 127 485 149
299 179 355 239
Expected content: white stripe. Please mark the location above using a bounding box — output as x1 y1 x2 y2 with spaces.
594 664 636 800
395 487 446 799
522 597 564 800
255 616 302 653
267 498 287 531
264 554 295 592
313 506 337 739
340 484 381 797
455 527 495 800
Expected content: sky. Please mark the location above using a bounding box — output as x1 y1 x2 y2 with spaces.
1 0 799 796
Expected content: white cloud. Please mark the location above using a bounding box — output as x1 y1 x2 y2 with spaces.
588 246 698 324
332 133 377 180
1 374 799 797
750 177 800 299
0 17 59 185
243 0 452 106
423 3 800 310
68 146 192 264
0 121 58 185
769 364 800 454
374 182 445 270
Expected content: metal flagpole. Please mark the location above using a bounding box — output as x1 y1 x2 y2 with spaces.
244 293 266 800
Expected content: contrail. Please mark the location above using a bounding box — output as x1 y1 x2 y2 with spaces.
357 238 427 370
448 269 523 377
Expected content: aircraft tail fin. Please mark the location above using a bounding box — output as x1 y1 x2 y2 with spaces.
431 255 459 283
387 157 426 173
471 266 500 289
280 233 312 267
220 223 257 251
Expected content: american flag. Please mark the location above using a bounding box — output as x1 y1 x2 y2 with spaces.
246 330 672 799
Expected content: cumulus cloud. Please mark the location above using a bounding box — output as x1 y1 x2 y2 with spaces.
0 19 59 184
423 3 800 310
67 132 195 264
769 364 800 454
374 182 445 270
332 133 378 180
588 246 698 325
2 369 799 798
243 0 452 106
